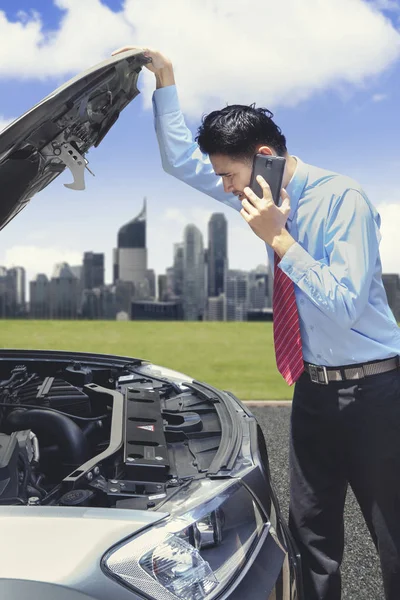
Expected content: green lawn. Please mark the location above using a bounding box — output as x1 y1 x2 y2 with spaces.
0 320 292 400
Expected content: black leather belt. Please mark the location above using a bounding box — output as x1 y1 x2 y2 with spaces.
304 356 400 385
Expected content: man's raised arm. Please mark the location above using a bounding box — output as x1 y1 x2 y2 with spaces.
112 45 240 211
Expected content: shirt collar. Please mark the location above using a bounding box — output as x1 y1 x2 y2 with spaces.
285 156 308 223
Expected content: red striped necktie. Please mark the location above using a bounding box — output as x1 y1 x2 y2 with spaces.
273 251 304 385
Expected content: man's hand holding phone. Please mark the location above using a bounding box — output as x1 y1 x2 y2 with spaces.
240 176 295 257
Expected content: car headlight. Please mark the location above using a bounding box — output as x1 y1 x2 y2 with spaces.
103 481 267 599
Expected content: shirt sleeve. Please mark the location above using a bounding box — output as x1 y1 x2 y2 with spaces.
152 85 241 212
278 189 381 329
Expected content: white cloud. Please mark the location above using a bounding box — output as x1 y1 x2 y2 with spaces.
0 0 398 116
371 93 388 101
376 203 400 274
0 0 132 80
155 205 270 271
0 245 83 284
163 206 213 231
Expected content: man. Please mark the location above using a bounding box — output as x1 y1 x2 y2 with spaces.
112 45 400 600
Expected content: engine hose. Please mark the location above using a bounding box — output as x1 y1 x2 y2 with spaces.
6 409 89 467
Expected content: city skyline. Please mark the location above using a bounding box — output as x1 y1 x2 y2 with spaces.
8 200 274 303
3 194 400 305
0 2 400 292
1 197 400 323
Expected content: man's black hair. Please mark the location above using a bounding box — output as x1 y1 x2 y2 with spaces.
195 104 287 160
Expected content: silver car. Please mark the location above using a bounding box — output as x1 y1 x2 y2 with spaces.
0 50 303 600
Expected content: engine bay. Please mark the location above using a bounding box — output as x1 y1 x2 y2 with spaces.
0 354 228 510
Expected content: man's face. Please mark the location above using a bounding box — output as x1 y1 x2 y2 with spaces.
209 154 253 201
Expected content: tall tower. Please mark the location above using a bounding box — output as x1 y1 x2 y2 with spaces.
113 198 148 299
183 224 205 321
83 252 105 289
7 267 26 316
50 263 78 319
207 213 227 298
173 242 184 296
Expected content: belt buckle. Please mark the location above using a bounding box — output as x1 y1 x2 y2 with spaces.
308 364 329 385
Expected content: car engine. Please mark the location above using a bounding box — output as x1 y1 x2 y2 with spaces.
0 358 230 510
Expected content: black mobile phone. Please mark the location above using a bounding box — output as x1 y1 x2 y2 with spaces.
249 154 286 205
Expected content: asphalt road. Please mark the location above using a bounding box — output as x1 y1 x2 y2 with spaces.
251 405 385 600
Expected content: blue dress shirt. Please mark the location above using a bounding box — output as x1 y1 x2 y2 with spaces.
152 85 400 367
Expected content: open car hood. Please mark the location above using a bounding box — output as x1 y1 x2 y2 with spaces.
0 49 150 231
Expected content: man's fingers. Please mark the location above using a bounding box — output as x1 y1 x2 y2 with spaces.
256 175 272 196
243 186 261 206
241 198 258 216
240 208 250 222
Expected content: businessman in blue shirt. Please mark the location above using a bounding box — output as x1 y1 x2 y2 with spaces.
113 45 400 600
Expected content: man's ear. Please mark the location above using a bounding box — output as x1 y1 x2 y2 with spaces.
257 146 274 156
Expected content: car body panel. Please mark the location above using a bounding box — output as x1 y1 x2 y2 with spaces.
0 49 149 231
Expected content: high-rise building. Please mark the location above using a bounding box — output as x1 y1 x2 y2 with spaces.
0 266 26 317
70 265 83 283
83 252 104 290
382 274 400 322
225 270 249 321
172 243 184 296
249 265 269 310
158 274 168 302
30 274 50 319
166 267 175 299
145 269 156 299
81 284 117 320
207 213 228 298
81 288 102 320
113 198 148 300
101 285 118 320
70 265 83 314
183 224 206 321
115 280 135 316
8 267 26 314
49 263 79 319
207 294 226 321
0 268 7 317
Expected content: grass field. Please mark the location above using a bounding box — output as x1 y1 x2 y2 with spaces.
0 320 292 400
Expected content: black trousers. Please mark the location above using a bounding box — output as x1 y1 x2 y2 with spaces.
288 366 400 600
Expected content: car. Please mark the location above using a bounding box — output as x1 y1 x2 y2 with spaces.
0 50 303 600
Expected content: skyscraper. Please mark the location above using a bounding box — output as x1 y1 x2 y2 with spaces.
0 266 26 317
158 274 168 302
225 270 249 321
183 224 206 321
113 198 148 299
30 274 50 319
172 243 184 296
207 213 228 298
83 252 104 290
249 265 269 310
8 267 26 311
145 269 156 299
49 263 79 319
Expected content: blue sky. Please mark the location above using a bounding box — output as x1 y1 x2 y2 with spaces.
0 0 399 288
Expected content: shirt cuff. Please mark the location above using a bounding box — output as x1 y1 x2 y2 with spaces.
152 85 180 116
278 242 319 284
